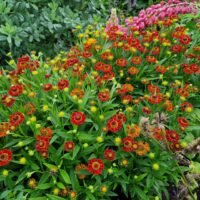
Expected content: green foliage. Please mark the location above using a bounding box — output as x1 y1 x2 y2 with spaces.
0 0 161 65
0 0 115 64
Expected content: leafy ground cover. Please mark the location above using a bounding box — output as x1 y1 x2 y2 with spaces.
0 0 200 200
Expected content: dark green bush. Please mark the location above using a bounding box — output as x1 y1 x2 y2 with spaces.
0 0 160 64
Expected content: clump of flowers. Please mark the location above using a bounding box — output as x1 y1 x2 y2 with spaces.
125 0 198 30
0 2 199 200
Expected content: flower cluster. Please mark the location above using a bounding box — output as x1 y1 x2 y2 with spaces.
0 4 199 200
125 0 197 30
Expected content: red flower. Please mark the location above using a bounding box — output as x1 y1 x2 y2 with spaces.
104 149 115 161
170 143 182 151
45 74 52 79
43 84 53 92
101 52 113 60
23 102 36 115
9 112 25 126
58 79 69 90
122 95 132 104
17 55 30 71
148 94 163 104
64 141 75 151
8 84 23 97
107 117 122 133
152 128 164 140
128 67 138 75
156 66 167 74
171 45 183 53
40 127 53 139
66 58 79 67
82 51 92 58
116 58 127 67
131 56 142 65
98 91 110 102
146 56 157 63
2 95 15 107
0 123 10 138
113 113 126 123
180 102 193 112
102 72 115 81
94 62 104 71
88 158 104 175
151 46 160 55
176 88 188 97
0 149 12 167
122 137 134 152
142 107 151 114
147 84 160 94
166 130 180 143
71 112 86 126
102 64 112 73
177 117 189 127
179 35 191 45
35 136 49 152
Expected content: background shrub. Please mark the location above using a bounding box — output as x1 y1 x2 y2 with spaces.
0 0 161 65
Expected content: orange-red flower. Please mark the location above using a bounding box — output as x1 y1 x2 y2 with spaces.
94 62 104 71
146 56 157 63
179 35 191 45
75 164 88 179
0 149 12 167
156 66 167 74
35 136 50 152
71 112 86 126
58 79 69 90
2 95 15 107
0 123 10 138
147 84 160 94
177 117 189 127
113 113 126 123
116 58 127 67
107 117 122 133
43 84 53 92
88 158 104 175
148 94 163 104
163 100 174 112
180 102 193 111
40 127 53 139
128 67 138 75
98 91 110 102
135 142 150 156
82 51 93 58
70 88 84 98
122 137 134 152
64 141 75 151
104 149 115 161
102 64 112 73
9 112 25 127
166 130 180 143
152 128 164 140
8 84 23 97
126 124 140 138
131 56 142 65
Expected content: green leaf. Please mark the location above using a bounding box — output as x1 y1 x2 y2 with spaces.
72 145 80 159
16 170 28 184
46 194 65 200
29 197 47 200
60 169 71 184
38 172 50 184
37 183 53 190
57 182 65 189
